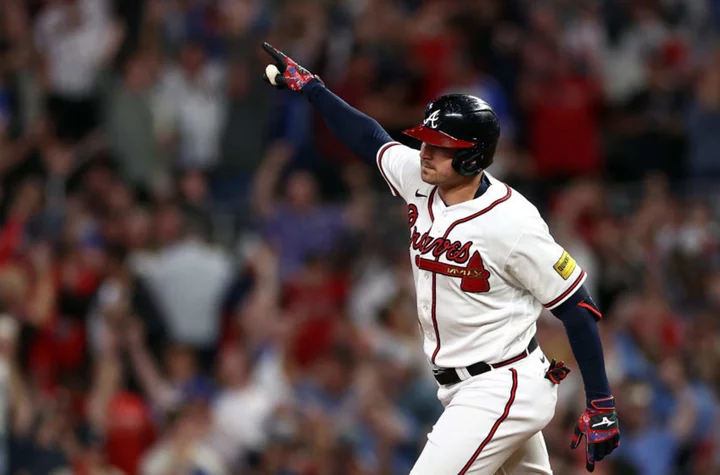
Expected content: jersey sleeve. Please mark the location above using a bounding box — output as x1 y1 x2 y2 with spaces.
504 216 587 310
376 142 422 201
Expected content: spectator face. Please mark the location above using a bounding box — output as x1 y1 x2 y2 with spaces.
179 169 207 204
10 178 43 219
374 355 410 394
106 181 135 214
523 41 556 78
285 170 318 209
0 266 29 314
180 42 206 77
446 53 477 85
347 53 375 84
686 202 712 227
101 214 126 248
379 302 413 335
259 439 301 473
0 314 18 358
171 402 212 445
553 52 574 78
164 345 198 384
595 217 624 253
1 1 29 41
696 65 720 106
227 62 250 98
314 350 355 396
618 381 652 433
218 346 248 388
646 57 673 91
124 54 154 91
83 164 115 200
124 208 151 249
629 4 659 25
705 272 720 308
658 357 686 392
529 3 558 38
154 205 183 246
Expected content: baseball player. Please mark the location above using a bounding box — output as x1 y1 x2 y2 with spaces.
261 43 620 475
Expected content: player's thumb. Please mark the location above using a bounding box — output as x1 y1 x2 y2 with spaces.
570 424 583 450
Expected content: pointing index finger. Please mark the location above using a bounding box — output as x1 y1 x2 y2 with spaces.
262 42 287 71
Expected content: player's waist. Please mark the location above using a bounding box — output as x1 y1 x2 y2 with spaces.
431 335 538 386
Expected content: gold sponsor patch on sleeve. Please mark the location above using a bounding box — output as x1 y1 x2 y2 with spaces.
553 250 577 280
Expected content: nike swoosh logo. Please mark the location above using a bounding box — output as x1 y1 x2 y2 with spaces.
415 190 427 198
592 417 616 428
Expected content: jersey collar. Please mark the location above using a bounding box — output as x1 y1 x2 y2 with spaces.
473 173 491 199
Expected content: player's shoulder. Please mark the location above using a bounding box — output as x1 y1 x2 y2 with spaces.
377 141 424 199
484 173 545 226
481 173 551 247
378 141 419 161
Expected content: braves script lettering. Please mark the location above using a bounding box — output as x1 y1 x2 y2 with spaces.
410 227 472 264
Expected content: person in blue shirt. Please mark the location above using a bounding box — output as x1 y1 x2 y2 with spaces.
614 378 697 475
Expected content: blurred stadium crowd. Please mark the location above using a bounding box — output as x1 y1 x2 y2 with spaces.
0 0 720 474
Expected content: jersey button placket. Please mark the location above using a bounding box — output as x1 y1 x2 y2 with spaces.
432 215 446 237
420 301 432 339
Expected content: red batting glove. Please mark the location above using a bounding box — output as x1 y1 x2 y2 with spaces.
571 397 621 472
262 42 323 92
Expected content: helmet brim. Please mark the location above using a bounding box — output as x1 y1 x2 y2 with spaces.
402 125 475 149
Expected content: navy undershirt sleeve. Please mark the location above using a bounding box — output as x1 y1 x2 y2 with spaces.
551 285 612 407
304 80 393 164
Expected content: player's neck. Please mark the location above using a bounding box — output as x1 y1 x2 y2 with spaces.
438 172 484 206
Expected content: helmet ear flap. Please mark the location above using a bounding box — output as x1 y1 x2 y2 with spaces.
452 148 481 176
452 146 494 177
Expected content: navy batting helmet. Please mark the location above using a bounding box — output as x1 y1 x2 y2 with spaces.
402 94 500 177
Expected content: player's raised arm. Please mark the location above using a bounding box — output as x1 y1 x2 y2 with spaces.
261 42 392 165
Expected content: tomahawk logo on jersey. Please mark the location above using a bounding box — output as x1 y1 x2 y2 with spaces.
377 141 586 369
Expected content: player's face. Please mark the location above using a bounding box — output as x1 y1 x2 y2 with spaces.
420 143 462 186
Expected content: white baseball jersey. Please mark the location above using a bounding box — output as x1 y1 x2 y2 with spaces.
376 141 586 369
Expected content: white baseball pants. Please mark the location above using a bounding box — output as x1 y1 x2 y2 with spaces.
410 347 558 475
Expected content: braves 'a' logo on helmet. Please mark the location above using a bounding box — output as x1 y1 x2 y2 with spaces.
423 110 441 129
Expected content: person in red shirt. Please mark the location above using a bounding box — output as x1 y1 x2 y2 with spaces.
103 391 157 475
519 42 603 181
282 253 350 368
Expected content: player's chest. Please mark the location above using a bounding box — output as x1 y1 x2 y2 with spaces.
407 201 503 296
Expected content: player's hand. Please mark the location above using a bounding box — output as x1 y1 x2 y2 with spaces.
571 397 620 472
261 42 322 92
544 359 571 384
